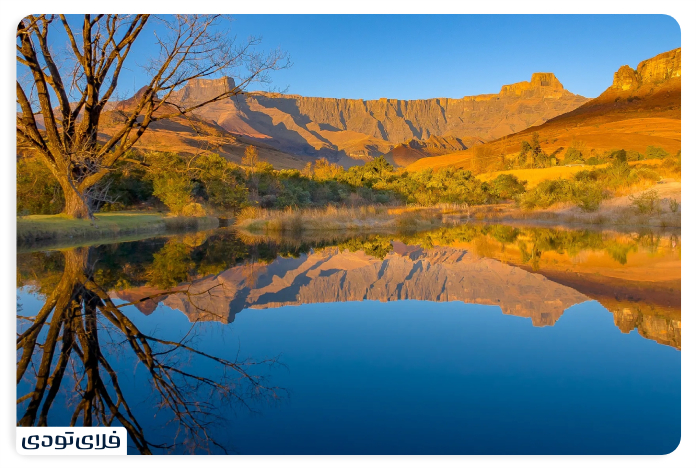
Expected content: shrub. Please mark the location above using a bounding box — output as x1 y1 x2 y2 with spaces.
490 174 527 200
152 173 193 215
181 202 207 217
645 146 669 160
563 147 584 164
629 189 661 214
17 157 64 215
572 182 605 212
669 198 680 213
517 179 573 209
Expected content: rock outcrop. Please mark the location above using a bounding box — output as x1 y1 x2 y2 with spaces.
169 76 237 106
500 72 565 97
610 48 681 93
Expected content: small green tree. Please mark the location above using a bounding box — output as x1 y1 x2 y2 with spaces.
152 173 193 215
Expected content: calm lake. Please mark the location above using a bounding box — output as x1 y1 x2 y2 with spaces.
16 224 681 454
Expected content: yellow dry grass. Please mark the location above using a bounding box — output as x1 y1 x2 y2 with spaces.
478 159 663 188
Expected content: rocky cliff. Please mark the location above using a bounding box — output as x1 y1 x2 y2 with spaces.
169 76 237 106
166 72 588 165
610 48 681 92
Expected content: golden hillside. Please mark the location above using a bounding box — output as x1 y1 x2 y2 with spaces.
407 48 681 172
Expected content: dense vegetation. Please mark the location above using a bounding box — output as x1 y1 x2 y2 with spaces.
17 149 527 216
17 142 678 217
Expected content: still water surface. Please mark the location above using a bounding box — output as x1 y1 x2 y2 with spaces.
16 224 681 454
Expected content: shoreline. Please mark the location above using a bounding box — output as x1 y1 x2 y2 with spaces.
16 212 219 250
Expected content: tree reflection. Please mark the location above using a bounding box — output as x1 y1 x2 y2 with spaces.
17 245 283 454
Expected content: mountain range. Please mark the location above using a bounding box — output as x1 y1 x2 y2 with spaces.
21 48 680 171
101 71 589 168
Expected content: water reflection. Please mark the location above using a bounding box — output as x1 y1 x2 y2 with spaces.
21 225 676 347
16 244 284 454
16 224 681 453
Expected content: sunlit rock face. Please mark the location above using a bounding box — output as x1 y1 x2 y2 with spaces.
169 76 237 106
499 72 565 97
611 65 641 91
637 48 681 84
164 73 587 163
610 47 681 92
115 242 590 327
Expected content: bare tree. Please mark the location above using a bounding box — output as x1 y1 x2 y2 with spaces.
17 14 288 219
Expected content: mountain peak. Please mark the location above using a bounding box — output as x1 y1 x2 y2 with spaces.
611 47 681 92
499 73 564 97
170 76 237 105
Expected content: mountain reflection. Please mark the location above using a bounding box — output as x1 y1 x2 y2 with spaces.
110 227 680 349
16 224 681 452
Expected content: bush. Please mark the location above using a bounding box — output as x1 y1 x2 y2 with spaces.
490 174 527 199
629 189 661 214
181 202 207 217
669 198 680 213
152 173 192 215
645 146 669 160
517 178 606 212
572 182 605 212
563 147 584 164
518 179 573 209
17 157 64 215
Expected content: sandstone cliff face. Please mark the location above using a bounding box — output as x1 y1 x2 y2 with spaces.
169 76 237 106
114 242 589 327
610 48 681 92
500 72 564 97
175 73 587 165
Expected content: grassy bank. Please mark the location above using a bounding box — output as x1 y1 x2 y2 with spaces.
235 204 471 234
17 212 219 248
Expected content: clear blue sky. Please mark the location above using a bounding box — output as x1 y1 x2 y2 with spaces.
58 14 683 101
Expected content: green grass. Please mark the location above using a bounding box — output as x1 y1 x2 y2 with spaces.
17 211 219 248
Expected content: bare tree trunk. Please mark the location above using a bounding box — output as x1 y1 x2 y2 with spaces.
61 183 93 219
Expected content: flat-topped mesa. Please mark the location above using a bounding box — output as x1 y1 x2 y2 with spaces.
499 72 565 98
170 76 236 106
611 47 681 92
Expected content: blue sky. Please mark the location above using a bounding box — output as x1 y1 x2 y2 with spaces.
51 15 682 101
